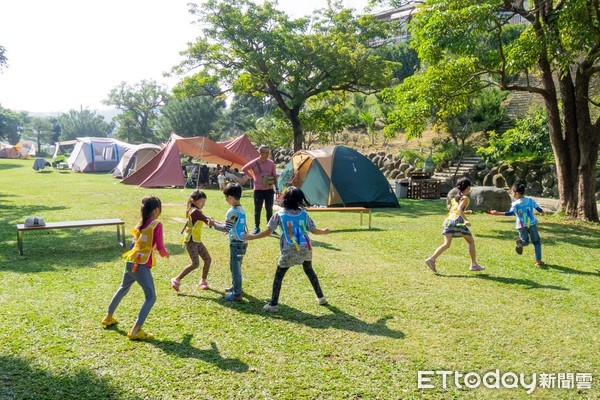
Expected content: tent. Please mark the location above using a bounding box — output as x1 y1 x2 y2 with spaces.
278 145 399 208
15 141 36 158
122 133 253 188
0 143 19 159
218 134 259 163
67 137 133 172
112 143 161 178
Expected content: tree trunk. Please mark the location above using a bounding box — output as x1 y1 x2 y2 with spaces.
289 108 303 152
538 62 599 221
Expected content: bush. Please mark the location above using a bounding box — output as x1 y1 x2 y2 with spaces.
432 141 476 168
477 108 551 163
396 149 425 168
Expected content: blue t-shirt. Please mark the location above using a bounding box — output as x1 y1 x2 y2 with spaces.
509 197 541 229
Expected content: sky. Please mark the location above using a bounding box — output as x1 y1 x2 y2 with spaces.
0 0 371 114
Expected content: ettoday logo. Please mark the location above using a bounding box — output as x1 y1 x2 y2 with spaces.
417 370 593 394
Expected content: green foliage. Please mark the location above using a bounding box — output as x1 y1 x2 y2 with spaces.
0 105 28 144
157 96 226 141
57 110 114 141
396 148 425 167
24 117 53 153
374 39 420 84
432 140 476 168
104 80 170 144
477 108 552 163
175 0 396 150
223 94 274 137
300 93 354 145
245 115 293 150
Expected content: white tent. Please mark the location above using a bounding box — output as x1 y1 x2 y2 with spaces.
16 141 36 158
67 137 133 172
112 143 161 178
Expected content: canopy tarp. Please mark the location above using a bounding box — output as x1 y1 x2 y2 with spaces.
121 133 254 188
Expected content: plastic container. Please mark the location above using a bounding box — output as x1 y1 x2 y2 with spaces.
395 179 409 198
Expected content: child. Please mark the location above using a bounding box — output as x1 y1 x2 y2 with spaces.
209 183 248 301
488 181 545 265
425 178 484 273
170 190 212 292
244 186 330 312
217 169 227 190
102 195 169 340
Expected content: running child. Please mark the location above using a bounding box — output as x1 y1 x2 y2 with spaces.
171 189 213 292
488 181 545 265
425 178 484 273
244 186 330 312
102 195 169 340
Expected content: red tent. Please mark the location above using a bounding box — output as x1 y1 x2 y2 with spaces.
121 133 255 188
219 134 259 165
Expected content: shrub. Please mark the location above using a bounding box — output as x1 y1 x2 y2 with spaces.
477 108 551 163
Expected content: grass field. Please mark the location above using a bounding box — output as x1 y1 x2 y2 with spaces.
0 158 598 399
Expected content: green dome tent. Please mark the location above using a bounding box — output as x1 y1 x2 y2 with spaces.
278 145 399 208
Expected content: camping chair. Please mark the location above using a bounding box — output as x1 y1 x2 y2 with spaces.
52 155 69 170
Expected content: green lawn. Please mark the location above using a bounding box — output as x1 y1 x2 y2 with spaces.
0 158 598 399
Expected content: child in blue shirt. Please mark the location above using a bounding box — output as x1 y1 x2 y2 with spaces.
209 183 248 301
489 181 545 265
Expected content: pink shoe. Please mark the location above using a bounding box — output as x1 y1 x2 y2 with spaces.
170 278 180 292
199 282 210 290
424 258 437 273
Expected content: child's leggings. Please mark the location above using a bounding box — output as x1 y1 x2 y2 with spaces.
178 241 212 280
269 261 324 306
107 263 156 326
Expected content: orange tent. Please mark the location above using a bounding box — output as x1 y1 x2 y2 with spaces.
121 133 254 188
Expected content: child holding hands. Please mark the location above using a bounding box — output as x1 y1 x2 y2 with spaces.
488 181 545 265
171 189 213 292
209 183 248 301
425 178 484 273
244 186 330 312
102 195 169 340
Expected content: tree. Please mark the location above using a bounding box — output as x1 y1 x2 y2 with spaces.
0 106 28 144
174 0 396 151
57 109 115 141
26 117 53 154
157 95 226 141
223 94 274 137
0 45 8 70
104 80 170 143
380 0 600 221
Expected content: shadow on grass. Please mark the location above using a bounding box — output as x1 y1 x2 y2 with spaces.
0 355 136 400
0 162 21 172
538 263 600 277
438 273 569 291
3 230 126 272
181 291 404 339
104 328 248 372
0 202 68 225
479 219 600 249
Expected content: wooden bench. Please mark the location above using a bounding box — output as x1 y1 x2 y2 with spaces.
305 207 372 229
16 218 126 256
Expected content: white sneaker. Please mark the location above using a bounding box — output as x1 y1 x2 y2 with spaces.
469 264 485 271
263 304 279 312
317 297 328 305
